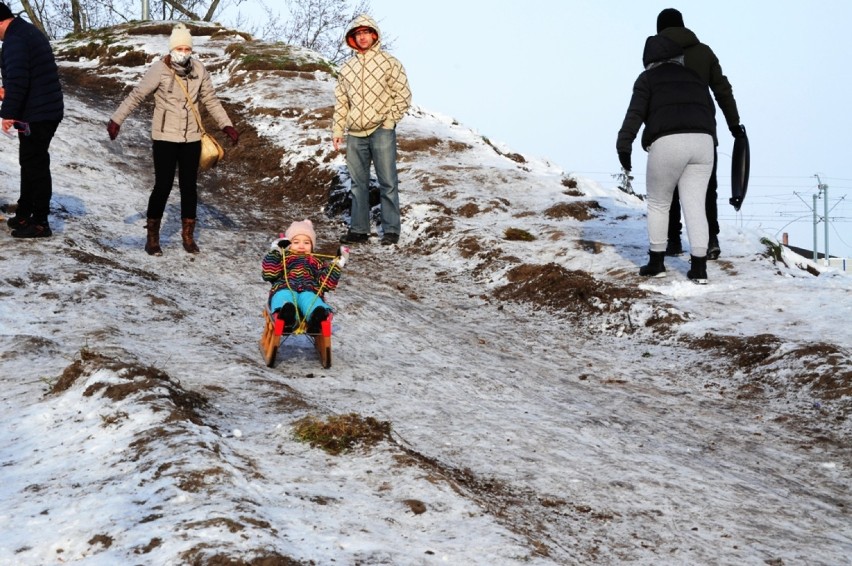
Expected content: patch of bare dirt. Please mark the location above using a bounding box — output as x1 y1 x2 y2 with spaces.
686 333 852 423
52 348 209 426
457 202 480 217
690 333 782 370
494 263 646 321
544 200 605 221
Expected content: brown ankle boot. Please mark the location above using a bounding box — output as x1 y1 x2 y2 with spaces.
145 218 162 256
181 218 200 253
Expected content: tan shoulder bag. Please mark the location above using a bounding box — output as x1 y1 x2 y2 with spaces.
171 69 224 171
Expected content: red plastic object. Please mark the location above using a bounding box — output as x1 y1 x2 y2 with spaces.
321 313 333 337
273 315 285 336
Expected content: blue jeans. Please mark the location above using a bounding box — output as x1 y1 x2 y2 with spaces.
270 289 329 320
345 128 400 236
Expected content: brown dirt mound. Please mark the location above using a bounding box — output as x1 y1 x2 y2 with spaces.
494 263 646 319
51 348 208 426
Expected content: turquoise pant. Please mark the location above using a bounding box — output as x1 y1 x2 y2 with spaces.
270 289 329 320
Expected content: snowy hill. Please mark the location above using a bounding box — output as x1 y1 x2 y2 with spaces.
1 22 850 565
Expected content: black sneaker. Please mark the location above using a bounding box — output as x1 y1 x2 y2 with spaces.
707 236 721 260
307 307 328 334
6 215 29 230
12 220 52 238
380 233 399 246
665 237 683 256
340 231 369 244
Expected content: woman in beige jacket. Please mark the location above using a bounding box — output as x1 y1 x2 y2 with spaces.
107 23 238 255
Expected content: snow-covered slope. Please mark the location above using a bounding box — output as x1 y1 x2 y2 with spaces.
1 22 850 565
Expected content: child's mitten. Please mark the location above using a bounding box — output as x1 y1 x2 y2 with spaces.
337 246 350 267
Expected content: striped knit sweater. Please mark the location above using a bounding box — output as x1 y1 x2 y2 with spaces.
261 249 341 300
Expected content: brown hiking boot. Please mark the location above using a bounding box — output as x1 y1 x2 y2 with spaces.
181 218 200 253
145 218 162 256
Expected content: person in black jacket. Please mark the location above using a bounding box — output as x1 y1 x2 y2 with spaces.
656 8 745 260
617 35 716 284
0 2 64 238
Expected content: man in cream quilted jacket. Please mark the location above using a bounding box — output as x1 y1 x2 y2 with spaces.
333 14 411 246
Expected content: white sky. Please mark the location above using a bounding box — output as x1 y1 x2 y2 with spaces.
218 0 852 258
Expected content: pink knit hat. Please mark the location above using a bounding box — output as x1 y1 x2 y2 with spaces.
284 219 316 249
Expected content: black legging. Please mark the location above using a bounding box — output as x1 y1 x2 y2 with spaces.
148 139 202 219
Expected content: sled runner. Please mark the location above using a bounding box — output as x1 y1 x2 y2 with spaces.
260 306 333 369
730 125 750 211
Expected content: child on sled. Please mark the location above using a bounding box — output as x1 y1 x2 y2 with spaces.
261 219 349 334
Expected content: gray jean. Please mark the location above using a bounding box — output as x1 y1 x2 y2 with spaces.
646 133 714 257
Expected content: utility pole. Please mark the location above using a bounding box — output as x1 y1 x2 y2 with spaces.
142 0 149 20
812 193 818 262
815 174 829 265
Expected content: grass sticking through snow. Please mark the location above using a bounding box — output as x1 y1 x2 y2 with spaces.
293 413 392 455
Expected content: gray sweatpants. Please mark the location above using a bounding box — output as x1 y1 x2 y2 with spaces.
646 133 714 257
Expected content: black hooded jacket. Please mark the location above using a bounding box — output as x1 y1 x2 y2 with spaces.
0 17 64 123
617 35 715 156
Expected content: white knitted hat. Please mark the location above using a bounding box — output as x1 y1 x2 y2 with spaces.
169 23 193 50
285 219 317 250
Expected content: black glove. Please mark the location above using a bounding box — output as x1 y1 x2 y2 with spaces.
730 124 746 139
618 151 631 172
270 237 290 251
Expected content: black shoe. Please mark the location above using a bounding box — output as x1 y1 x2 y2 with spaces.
639 251 666 278
380 233 399 246
340 231 369 244
665 237 683 256
276 303 297 333
11 220 51 238
307 307 328 334
6 215 29 230
687 255 708 284
707 236 721 260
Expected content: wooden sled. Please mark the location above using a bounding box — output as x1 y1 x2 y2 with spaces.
260 308 333 369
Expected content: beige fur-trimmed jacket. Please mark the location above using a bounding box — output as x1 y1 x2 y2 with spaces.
111 57 232 143
332 15 412 139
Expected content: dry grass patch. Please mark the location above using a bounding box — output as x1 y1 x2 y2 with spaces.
398 136 442 153
457 202 481 217
504 227 536 241
293 413 392 455
544 200 604 221
225 42 333 74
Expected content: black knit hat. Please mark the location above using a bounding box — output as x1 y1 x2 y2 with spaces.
656 8 684 32
0 3 14 20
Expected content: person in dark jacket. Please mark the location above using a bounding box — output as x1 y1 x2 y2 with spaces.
656 8 745 260
617 35 716 284
0 2 64 238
